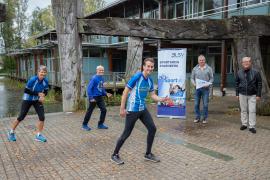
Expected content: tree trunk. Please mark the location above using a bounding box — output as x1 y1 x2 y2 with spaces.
125 37 144 81
233 36 270 104
51 0 84 112
0 3 6 22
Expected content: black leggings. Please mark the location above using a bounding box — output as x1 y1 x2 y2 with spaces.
17 100 45 121
113 109 157 155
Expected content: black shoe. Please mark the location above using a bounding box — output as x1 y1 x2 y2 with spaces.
240 125 247 130
144 153 160 163
249 128 256 134
111 154 124 165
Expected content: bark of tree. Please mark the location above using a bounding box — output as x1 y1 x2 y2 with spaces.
232 36 270 105
125 37 144 81
51 0 84 112
78 16 270 39
0 3 6 22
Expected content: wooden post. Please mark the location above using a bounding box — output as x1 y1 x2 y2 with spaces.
220 40 227 96
125 37 144 81
52 0 84 111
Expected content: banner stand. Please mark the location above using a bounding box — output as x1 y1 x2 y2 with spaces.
157 48 187 119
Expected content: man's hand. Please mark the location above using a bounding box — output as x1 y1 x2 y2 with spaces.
107 93 112 98
256 96 261 101
120 108 127 118
39 96 45 103
160 97 171 103
236 96 239 100
90 98 96 102
38 93 45 97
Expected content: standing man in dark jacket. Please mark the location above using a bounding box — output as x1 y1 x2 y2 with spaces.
82 65 112 131
236 57 262 134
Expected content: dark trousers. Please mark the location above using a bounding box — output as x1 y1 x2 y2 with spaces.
83 96 107 126
17 100 45 121
113 109 157 155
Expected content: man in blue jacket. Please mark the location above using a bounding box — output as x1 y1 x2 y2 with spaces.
82 65 112 131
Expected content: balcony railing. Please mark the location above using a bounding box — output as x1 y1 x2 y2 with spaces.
176 0 270 19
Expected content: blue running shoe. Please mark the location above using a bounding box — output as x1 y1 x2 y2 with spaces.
8 131 16 141
82 124 91 131
35 134 47 142
98 124 108 129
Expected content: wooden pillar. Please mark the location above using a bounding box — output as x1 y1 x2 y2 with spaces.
125 37 144 81
159 0 164 19
40 53 43 65
233 36 270 102
108 49 113 72
223 0 228 18
34 54 38 73
52 0 84 111
220 40 227 96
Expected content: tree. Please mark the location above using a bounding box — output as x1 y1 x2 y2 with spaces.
0 0 17 52
29 6 55 36
14 0 29 49
84 0 105 15
51 0 84 112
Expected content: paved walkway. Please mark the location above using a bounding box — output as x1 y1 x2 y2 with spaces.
0 97 269 180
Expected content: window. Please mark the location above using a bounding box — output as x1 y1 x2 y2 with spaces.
176 2 185 19
83 49 88 57
208 46 222 54
89 49 101 57
247 0 260 5
168 3 174 19
204 0 223 16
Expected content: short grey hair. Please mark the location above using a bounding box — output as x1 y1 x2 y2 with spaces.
38 65 47 72
96 65 104 70
198 55 206 61
242 57 251 62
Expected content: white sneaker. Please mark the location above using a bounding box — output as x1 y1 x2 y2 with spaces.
194 119 200 123
202 119 208 124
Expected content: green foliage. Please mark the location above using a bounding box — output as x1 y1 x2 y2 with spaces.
2 78 25 89
84 0 106 15
44 89 62 104
257 102 270 116
29 6 55 36
0 55 16 72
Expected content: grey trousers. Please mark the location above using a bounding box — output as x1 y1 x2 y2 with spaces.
239 94 257 128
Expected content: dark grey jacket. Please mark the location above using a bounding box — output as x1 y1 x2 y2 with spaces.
235 68 262 97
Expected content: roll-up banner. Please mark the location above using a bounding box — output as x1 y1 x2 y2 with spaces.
157 48 187 119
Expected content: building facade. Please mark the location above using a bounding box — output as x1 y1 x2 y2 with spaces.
8 0 270 87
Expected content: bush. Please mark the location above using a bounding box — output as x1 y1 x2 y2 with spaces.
0 55 16 73
257 102 270 116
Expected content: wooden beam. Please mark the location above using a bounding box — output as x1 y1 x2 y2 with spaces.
78 16 270 39
0 3 6 22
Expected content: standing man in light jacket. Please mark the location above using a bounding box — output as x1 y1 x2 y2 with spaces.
191 55 214 124
236 57 262 134
82 65 112 131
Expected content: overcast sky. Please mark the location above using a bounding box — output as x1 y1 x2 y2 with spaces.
27 0 118 16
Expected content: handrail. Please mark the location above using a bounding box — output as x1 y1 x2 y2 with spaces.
176 0 270 19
